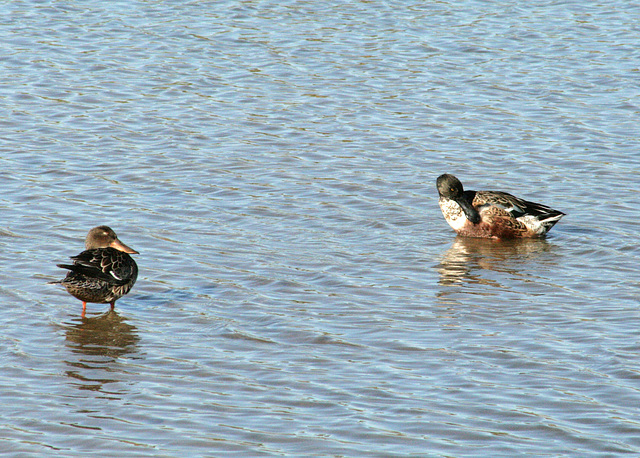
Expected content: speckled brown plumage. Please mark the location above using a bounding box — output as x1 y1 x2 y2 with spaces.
54 226 139 314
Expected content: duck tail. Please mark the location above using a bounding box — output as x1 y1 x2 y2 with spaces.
539 212 564 231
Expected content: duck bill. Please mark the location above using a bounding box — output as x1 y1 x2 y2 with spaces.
110 238 139 254
456 198 481 224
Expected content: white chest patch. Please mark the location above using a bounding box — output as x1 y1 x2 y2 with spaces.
439 198 468 230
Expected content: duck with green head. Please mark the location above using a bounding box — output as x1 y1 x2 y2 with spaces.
436 174 564 239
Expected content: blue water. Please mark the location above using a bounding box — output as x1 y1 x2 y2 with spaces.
1 1 639 456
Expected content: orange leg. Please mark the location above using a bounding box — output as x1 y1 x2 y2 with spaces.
81 301 87 318
110 302 115 311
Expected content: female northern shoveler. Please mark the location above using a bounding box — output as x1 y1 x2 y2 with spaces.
55 226 139 315
436 174 565 239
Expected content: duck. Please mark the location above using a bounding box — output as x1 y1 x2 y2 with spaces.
436 174 565 239
55 226 139 315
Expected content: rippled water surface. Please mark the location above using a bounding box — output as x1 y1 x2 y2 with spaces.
2 1 640 456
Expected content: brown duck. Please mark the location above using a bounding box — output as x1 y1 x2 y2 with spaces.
55 226 139 315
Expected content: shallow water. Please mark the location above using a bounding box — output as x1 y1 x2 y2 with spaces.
2 1 640 456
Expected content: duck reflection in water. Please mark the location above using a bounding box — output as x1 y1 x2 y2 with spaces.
64 309 139 392
437 236 555 287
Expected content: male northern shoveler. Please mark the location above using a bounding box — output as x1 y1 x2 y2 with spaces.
436 174 565 239
54 226 139 315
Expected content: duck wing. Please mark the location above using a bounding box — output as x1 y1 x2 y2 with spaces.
58 247 136 286
474 191 563 219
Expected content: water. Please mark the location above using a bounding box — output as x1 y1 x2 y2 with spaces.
1 1 640 456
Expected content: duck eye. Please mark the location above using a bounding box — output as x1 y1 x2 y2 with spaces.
450 187 456 193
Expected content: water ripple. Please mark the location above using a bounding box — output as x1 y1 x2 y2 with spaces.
1 0 640 456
